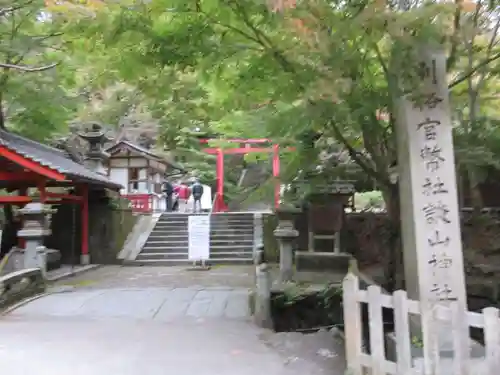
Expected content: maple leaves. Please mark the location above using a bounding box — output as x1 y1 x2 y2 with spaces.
268 0 297 13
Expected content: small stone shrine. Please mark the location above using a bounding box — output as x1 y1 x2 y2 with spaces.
295 181 355 272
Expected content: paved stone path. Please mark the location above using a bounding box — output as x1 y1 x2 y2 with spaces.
52 264 255 289
10 287 250 321
0 266 346 375
9 265 253 321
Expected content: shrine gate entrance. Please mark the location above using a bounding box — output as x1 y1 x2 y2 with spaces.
201 139 290 212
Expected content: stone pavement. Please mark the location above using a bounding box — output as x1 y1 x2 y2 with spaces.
11 265 254 321
0 316 305 375
52 264 255 289
0 266 346 375
9 286 250 321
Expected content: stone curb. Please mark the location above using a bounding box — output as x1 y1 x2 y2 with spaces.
1 292 47 316
1 265 101 316
46 264 102 282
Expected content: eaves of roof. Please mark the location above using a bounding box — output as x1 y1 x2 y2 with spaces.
0 129 122 190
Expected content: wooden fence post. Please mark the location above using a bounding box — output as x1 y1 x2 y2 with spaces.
393 290 412 375
343 277 500 375
450 301 469 375
254 263 272 329
420 302 440 375
483 307 500 375
343 272 363 375
368 285 386 375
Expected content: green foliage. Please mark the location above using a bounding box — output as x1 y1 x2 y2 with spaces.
272 283 343 323
0 0 81 140
3 0 500 215
411 335 424 348
6 71 78 140
355 191 385 211
62 0 436 188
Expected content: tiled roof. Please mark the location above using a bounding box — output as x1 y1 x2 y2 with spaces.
0 129 121 189
106 140 186 172
119 140 158 158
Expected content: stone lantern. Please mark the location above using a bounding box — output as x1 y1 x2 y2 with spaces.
78 123 110 175
17 202 55 273
274 205 301 283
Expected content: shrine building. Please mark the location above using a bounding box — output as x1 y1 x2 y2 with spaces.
105 140 185 213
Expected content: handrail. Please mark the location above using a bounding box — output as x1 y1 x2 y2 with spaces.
209 192 218 216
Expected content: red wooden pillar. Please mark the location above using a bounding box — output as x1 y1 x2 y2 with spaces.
37 182 46 202
17 188 28 249
214 148 227 212
81 185 90 264
272 144 280 208
216 148 224 198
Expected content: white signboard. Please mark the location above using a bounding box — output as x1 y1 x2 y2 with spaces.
188 215 210 261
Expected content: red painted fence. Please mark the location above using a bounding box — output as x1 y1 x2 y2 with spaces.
123 194 152 213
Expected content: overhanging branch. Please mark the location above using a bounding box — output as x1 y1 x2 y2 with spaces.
449 51 500 88
328 119 391 186
0 62 59 72
0 0 36 17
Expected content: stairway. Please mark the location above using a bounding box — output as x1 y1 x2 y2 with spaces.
137 214 189 264
133 212 255 265
229 161 273 212
210 213 254 263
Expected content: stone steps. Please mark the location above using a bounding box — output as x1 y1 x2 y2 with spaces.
140 247 188 254
136 252 188 260
136 251 254 261
125 258 253 266
131 212 257 265
209 251 254 259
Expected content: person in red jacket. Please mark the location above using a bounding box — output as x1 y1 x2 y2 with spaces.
177 183 191 212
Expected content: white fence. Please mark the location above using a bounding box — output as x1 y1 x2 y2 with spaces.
343 272 500 375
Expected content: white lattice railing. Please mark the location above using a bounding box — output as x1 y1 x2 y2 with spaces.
343 272 499 375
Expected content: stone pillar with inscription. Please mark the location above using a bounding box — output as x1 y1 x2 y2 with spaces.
396 49 481 366
397 49 467 308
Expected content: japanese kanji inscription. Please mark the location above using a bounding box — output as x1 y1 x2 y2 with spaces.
399 52 467 306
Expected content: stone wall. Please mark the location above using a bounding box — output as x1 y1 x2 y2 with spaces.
262 210 500 310
263 210 390 259
342 212 392 266
0 268 45 310
87 205 137 264
263 214 279 262
342 211 500 269
342 211 500 311
265 210 500 270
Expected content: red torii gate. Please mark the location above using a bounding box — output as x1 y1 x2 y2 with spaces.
200 138 293 212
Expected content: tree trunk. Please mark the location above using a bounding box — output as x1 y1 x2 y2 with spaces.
0 92 4 130
466 166 483 212
381 183 404 292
